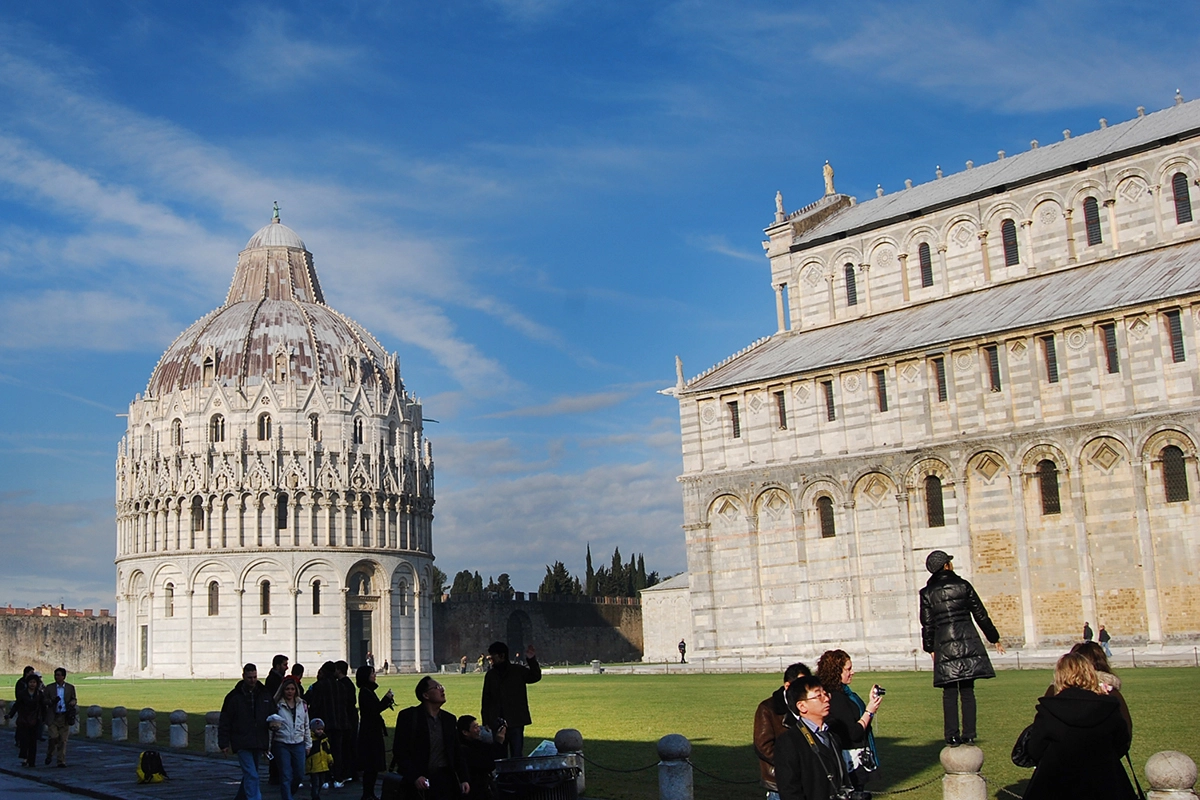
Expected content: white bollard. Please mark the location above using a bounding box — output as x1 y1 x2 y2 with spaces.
86 706 103 739
658 733 693 800
138 708 157 745
941 745 986 800
169 710 189 749
205 711 222 754
111 707 128 742
1146 750 1198 799
555 728 585 796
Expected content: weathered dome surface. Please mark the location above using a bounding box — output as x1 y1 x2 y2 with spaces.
146 217 391 396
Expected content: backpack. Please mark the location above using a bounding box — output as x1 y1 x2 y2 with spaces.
137 750 167 783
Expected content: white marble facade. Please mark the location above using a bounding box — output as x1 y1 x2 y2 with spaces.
672 99 1200 661
115 215 436 678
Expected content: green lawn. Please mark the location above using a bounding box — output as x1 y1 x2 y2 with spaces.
4 668 1195 800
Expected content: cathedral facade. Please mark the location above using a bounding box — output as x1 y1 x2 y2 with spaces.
672 98 1200 661
114 214 435 678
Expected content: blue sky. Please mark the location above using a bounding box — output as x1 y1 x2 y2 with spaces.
0 1 1196 608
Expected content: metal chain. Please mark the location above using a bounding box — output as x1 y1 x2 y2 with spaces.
982 772 1025 800
872 773 943 795
685 759 760 785
578 753 659 774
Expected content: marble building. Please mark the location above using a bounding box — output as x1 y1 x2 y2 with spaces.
668 96 1200 661
114 211 436 678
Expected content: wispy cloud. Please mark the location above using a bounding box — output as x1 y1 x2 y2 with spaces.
487 390 633 418
689 233 762 264
0 291 182 353
225 7 363 90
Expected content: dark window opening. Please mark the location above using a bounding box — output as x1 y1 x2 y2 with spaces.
822 380 836 421
260 581 270 615
1041 335 1059 383
276 494 289 530
728 401 741 438
844 263 858 307
1084 197 1103 245
874 370 888 412
209 414 225 443
1101 323 1119 374
171 419 183 447
1173 172 1193 224
1038 460 1061 515
353 418 364 445
816 496 836 538
918 242 934 288
1166 310 1186 363
985 345 1002 391
1001 219 1020 266
257 413 271 441
202 357 215 388
933 357 948 402
309 414 320 441
1163 445 1190 502
312 581 321 615
925 475 945 527
191 497 204 532
208 581 220 616
164 584 174 617
774 391 787 429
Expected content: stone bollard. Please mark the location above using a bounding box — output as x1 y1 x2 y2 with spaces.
658 733 693 800
111 707 128 742
169 710 189 749
0 699 7 726
555 729 585 796
139 708 157 745
1147 751 1198 799
205 711 222 754
591 659 602 674
941 744 986 800
86 706 103 739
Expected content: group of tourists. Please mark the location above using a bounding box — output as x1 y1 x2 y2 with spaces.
4 665 78 769
754 549 1141 800
218 640 541 800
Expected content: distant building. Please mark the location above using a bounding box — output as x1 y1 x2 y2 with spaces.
114 213 435 677
669 98 1200 661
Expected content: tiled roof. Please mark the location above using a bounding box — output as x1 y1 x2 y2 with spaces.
685 240 1200 394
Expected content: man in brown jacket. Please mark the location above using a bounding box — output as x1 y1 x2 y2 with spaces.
754 662 810 798
42 667 77 767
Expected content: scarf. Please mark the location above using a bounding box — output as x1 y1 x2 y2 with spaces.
842 684 878 768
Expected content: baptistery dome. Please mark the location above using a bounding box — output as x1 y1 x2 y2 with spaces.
115 213 436 679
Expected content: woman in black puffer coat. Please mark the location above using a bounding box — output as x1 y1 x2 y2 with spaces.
919 550 1004 745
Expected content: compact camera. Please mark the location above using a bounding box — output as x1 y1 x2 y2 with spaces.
872 684 886 697
835 789 872 800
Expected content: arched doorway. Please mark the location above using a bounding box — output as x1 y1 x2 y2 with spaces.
347 567 379 669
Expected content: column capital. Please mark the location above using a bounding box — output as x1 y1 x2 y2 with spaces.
936 243 948 254
976 230 989 241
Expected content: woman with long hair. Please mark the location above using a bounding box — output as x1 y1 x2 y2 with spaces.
271 675 311 800
1043 641 1132 736
355 665 394 800
1022 652 1136 800
816 649 883 791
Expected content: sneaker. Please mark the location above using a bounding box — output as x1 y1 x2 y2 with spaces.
945 734 961 746
333 781 345 789
322 783 330 790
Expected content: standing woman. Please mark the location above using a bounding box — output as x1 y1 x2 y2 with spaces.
816 650 883 792
8 673 45 767
272 676 311 800
1022 652 1136 800
355 665 395 800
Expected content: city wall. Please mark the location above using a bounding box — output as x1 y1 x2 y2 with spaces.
0 606 117 674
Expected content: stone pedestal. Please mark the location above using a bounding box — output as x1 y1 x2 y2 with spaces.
1147 751 1198 799
658 733 693 800
940 745 986 800
205 711 222 754
138 708 157 745
555 728 585 796
169 710 188 749
86 706 103 739
111 707 128 742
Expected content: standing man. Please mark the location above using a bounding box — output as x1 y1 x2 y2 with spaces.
480 641 541 758
392 677 470 799
42 668 77 767
334 660 359 785
773 677 854 800
1099 624 1113 657
754 662 811 799
264 655 289 786
219 664 275 800
678 639 687 664
1083 622 1094 642
919 550 1005 746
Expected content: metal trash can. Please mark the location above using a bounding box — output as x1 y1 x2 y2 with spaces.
493 753 582 800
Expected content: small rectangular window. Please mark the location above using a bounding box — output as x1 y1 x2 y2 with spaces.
727 401 741 438
774 391 787 429
1166 310 1186 363
874 370 888 412
1101 323 1119 374
1041 335 1059 383
985 345 1002 391
822 380 836 421
933 357 948 402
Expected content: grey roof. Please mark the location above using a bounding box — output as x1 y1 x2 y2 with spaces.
686 240 1200 394
245 220 307 250
640 572 689 593
787 99 1200 249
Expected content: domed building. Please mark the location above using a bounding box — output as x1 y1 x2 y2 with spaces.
114 210 436 678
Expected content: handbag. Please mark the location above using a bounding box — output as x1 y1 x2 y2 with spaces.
1011 724 1036 768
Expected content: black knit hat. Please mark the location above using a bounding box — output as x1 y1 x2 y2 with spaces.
925 550 953 573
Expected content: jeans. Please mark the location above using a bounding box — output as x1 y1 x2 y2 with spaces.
505 725 525 758
275 742 308 800
942 679 976 739
236 749 263 800
1102 641 1113 657
766 792 781 800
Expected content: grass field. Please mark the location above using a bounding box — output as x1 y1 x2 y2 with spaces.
4 668 1196 800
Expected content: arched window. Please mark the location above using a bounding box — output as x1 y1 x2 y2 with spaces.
925 475 945 527
274 352 289 383
1001 219 1020 266
388 421 397 447
260 581 271 615
164 583 174 618
171 419 183 447
918 242 934 287
1162 445 1190 502
202 356 215 388
142 424 153 451
209 414 225 443
257 413 271 441
312 580 321 615
191 496 205 532
1173 172 1193 224
1037 460 1061 515
276 493 289 530
398 581 409 616
353 417 364 445
347 358 358 384
309 413 320 441
208 581 220 616
359 506 370 534
1083 197 1103 246
816 495 836 538
844 263 858 307
351 573 372 595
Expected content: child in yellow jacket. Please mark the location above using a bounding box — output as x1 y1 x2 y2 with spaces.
306 719 334 799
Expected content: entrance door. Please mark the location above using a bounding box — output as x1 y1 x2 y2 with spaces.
349 610 372 669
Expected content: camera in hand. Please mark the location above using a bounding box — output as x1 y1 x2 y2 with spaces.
872 684 886 696
835 789 871 800
493 717 507 731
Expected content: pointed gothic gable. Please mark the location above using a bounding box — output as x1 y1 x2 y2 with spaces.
211 455 238 493
317 452 342 490
281 454 309 490
300 383 333 414
180 455 206 495
349 454 375 492
244 454 274 492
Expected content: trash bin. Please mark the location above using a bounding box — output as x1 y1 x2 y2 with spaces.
493 753 582 800
590 660 602 674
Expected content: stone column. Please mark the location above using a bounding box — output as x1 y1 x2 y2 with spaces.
941 744 986 800
825 273 836 321
138 708 156 744
86 705 103 738
555 730 585 796
976 230 991 283
381 587 393 670
168 710 188 748
1007 464 1038 648
186 589 195 676
1020 219 1037 273
1064 207 1078 263
937 243 950 293
341 587 350 663
1067 464 1098 631
774 284 786 332
235 589 245 667
858 262 871 314
1104 198 1121 252
412 580 423 671
290 585 300 664
204 712 222 754
1133 459 1165 642
898 252 910 301
657 734 693 800
111 707 128 741
1151 184 1165 241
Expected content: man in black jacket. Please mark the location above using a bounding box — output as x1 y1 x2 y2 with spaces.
919 550 1005 745
754 661 811 798
480 641 540 758
392 677 469 800
774 676 853 800
218 664 275 800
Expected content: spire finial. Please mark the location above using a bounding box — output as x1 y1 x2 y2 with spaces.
272 201 280 223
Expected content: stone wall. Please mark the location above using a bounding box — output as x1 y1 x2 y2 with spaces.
433 597 642 666
0 615 117 674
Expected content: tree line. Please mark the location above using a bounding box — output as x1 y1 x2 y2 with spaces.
444 544 659 601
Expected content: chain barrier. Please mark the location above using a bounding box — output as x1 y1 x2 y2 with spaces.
685 759 759 785
872 773 943 795
578 753 659 774
982 772 1025 800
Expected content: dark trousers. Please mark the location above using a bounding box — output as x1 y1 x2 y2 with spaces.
504 726 524 759
16 725 38 766
942 680 977 739
329 729 354 782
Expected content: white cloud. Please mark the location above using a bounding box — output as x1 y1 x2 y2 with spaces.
0 291 183 352
487 390 633 418
225 7 363 90
690 233 762 264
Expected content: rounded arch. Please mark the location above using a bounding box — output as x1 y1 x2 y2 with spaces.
1019 442 1069 474
1068 178 1110 208
297 558 340 587
1155 154 1200 186
800 478 845 508
940 212 980 242
1025 190 1066 218
902 224 940 252
829 246 862 271
1072 430 1134 465
850 470 898 505
1110 165 1152 189
752 485 796 516
126 569 148 598
346 559 386 596
982 200 1024 228
187 560 236 592
149 561 186 589
867 235 901 260
238 557 287 590
702 492 747 525
1141 427 1199 461
905 457 955 489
